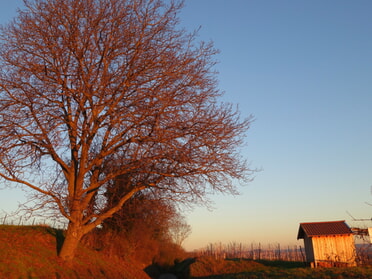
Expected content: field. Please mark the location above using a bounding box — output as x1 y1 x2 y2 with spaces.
187 257 372 278
1 224 372 279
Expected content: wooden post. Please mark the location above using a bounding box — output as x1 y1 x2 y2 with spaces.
258 242 261 260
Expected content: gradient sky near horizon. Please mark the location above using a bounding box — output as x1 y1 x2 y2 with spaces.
1 0 372 251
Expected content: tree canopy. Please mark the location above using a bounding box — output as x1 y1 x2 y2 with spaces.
0 0 253 260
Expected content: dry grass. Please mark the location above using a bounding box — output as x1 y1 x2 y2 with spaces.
0 225 150 279
189 257 372 279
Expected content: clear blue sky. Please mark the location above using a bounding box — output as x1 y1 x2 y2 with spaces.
179 0 372 250
1 0 372 251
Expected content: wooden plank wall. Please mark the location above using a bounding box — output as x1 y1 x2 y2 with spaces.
311 235 356 266
303 235 315 263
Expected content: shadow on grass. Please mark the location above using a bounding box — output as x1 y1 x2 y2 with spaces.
192 275 233 279
224 258 306 269
145 257 196 279
45 227 65 254
255 259 307 268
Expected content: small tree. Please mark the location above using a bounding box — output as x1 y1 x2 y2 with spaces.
169 216 192 247
0 0 253 261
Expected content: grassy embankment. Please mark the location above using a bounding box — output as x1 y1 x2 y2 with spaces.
2 224 372 279
0 225 150 279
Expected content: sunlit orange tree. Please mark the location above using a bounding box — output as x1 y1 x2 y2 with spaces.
0 0 253 261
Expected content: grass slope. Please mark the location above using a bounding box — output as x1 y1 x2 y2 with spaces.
189 257 372 279
0 225 150 279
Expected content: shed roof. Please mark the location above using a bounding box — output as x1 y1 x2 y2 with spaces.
297 220 353 239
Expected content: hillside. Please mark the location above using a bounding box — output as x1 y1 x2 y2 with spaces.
2 225 372 279
0 225 150 279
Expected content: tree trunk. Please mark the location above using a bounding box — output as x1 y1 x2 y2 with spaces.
58 222 84 261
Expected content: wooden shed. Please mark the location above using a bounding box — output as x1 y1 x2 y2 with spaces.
297 220 356 267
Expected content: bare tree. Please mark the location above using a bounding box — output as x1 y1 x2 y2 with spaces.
169 215 192 247
0 0 253 261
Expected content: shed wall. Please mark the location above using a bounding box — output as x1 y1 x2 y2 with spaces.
311 235 356 267
303 235 315 263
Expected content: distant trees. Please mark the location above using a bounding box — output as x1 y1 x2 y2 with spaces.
0 0 253 261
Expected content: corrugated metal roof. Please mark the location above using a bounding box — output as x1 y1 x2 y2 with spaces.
297 220 352 239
